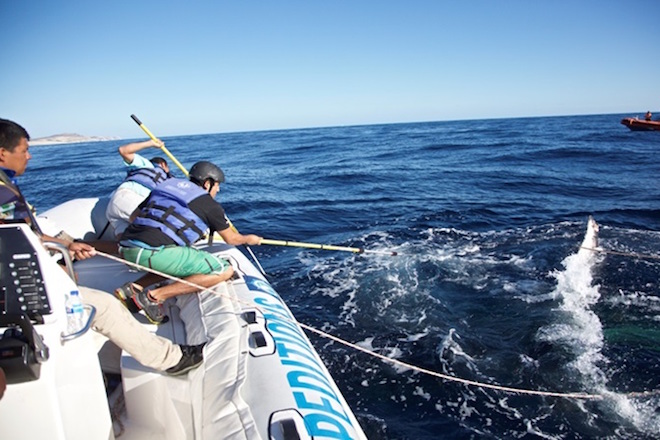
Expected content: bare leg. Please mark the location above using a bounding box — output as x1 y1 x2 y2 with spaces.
149 266 234 302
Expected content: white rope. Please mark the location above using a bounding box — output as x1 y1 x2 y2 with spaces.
94 250 656 401
581 246 660 261
296 322 601 399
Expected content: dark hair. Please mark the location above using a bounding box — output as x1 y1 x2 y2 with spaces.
150 156 168 167
0 119 30 151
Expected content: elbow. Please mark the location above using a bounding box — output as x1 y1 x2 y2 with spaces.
118 145 129 158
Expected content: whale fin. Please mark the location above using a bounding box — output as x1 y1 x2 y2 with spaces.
581 215 599 251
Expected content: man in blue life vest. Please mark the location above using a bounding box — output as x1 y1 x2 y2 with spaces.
0 119 77 244
116 161 263 324
105 138 172 239
0 120 37 224
0 118 204 375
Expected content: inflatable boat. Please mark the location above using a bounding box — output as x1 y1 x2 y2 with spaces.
0 197 367 439
620 117 660 131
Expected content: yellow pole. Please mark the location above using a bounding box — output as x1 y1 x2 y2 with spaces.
260 238 399 256
131 114 189 177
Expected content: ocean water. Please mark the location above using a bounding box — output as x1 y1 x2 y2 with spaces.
22 114 660 439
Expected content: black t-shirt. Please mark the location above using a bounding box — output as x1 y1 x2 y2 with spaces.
120 193 230 246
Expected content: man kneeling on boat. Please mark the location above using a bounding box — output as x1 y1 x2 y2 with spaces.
0 118 204 375
115 161 262 324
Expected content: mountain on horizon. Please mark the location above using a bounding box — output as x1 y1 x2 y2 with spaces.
31 133 121 146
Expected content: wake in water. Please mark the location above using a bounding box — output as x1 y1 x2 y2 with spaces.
538 216 605 388
272 216 660 438
537 217 660 437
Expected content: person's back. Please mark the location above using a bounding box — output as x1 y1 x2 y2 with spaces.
105 139 171 238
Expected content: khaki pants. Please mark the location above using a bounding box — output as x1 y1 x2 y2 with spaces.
80 286 182 371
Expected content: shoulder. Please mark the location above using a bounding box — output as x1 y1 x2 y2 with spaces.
189 195 228 229
125 153 154 169
189 194 222 212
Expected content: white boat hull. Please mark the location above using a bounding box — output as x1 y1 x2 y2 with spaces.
0 199 367 439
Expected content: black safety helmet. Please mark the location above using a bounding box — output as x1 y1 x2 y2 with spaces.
189 161 225 187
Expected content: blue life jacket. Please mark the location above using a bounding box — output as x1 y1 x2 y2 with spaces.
132 178 209 246
0 168 31 222
125 167 169 190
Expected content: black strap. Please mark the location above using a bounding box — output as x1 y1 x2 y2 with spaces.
140 202 205 245
97 221 111 239
0 169 44 236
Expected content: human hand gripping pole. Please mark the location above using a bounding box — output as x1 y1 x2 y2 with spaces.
130 114 189 177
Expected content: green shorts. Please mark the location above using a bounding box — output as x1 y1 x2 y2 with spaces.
120 245 231 278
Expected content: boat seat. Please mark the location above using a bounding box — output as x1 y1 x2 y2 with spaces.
37 197 115 240
119 280 259 439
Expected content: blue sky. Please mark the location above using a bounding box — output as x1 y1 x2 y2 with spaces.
2 1 659 139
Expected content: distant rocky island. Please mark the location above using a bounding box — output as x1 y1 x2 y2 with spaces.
30 133 121 146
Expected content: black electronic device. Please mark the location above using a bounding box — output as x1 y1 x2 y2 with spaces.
0 226 51 321
0 313 49 383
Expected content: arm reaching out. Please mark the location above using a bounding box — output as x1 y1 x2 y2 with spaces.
218 227 262 246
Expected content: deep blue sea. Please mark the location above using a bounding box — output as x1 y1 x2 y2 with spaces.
23 114 660 439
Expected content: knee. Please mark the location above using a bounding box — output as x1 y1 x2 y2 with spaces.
224 266 234 277
221 265 234 280
212 266 233 283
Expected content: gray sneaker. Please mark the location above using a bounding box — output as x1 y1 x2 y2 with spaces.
115 283 168 324
114 282 142 313
132 289 167 325
166 343 206 376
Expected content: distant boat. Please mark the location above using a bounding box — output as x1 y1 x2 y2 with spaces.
621 117 660 131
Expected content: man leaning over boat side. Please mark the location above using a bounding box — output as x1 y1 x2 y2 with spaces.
105 138 172 239
114 161 262 324
0 118 205 376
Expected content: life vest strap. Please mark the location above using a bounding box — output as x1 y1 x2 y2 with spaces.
140 202 205 246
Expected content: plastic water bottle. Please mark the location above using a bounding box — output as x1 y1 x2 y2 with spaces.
65 290 84 333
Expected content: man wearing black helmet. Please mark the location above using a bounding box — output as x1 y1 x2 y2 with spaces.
116 160 262 324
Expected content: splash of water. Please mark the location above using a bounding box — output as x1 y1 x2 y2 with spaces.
539 218 660 435
539 217 604 381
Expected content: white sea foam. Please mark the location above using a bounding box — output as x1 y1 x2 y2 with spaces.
538 219 660 435
438 328 477 374
539 219 604 377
